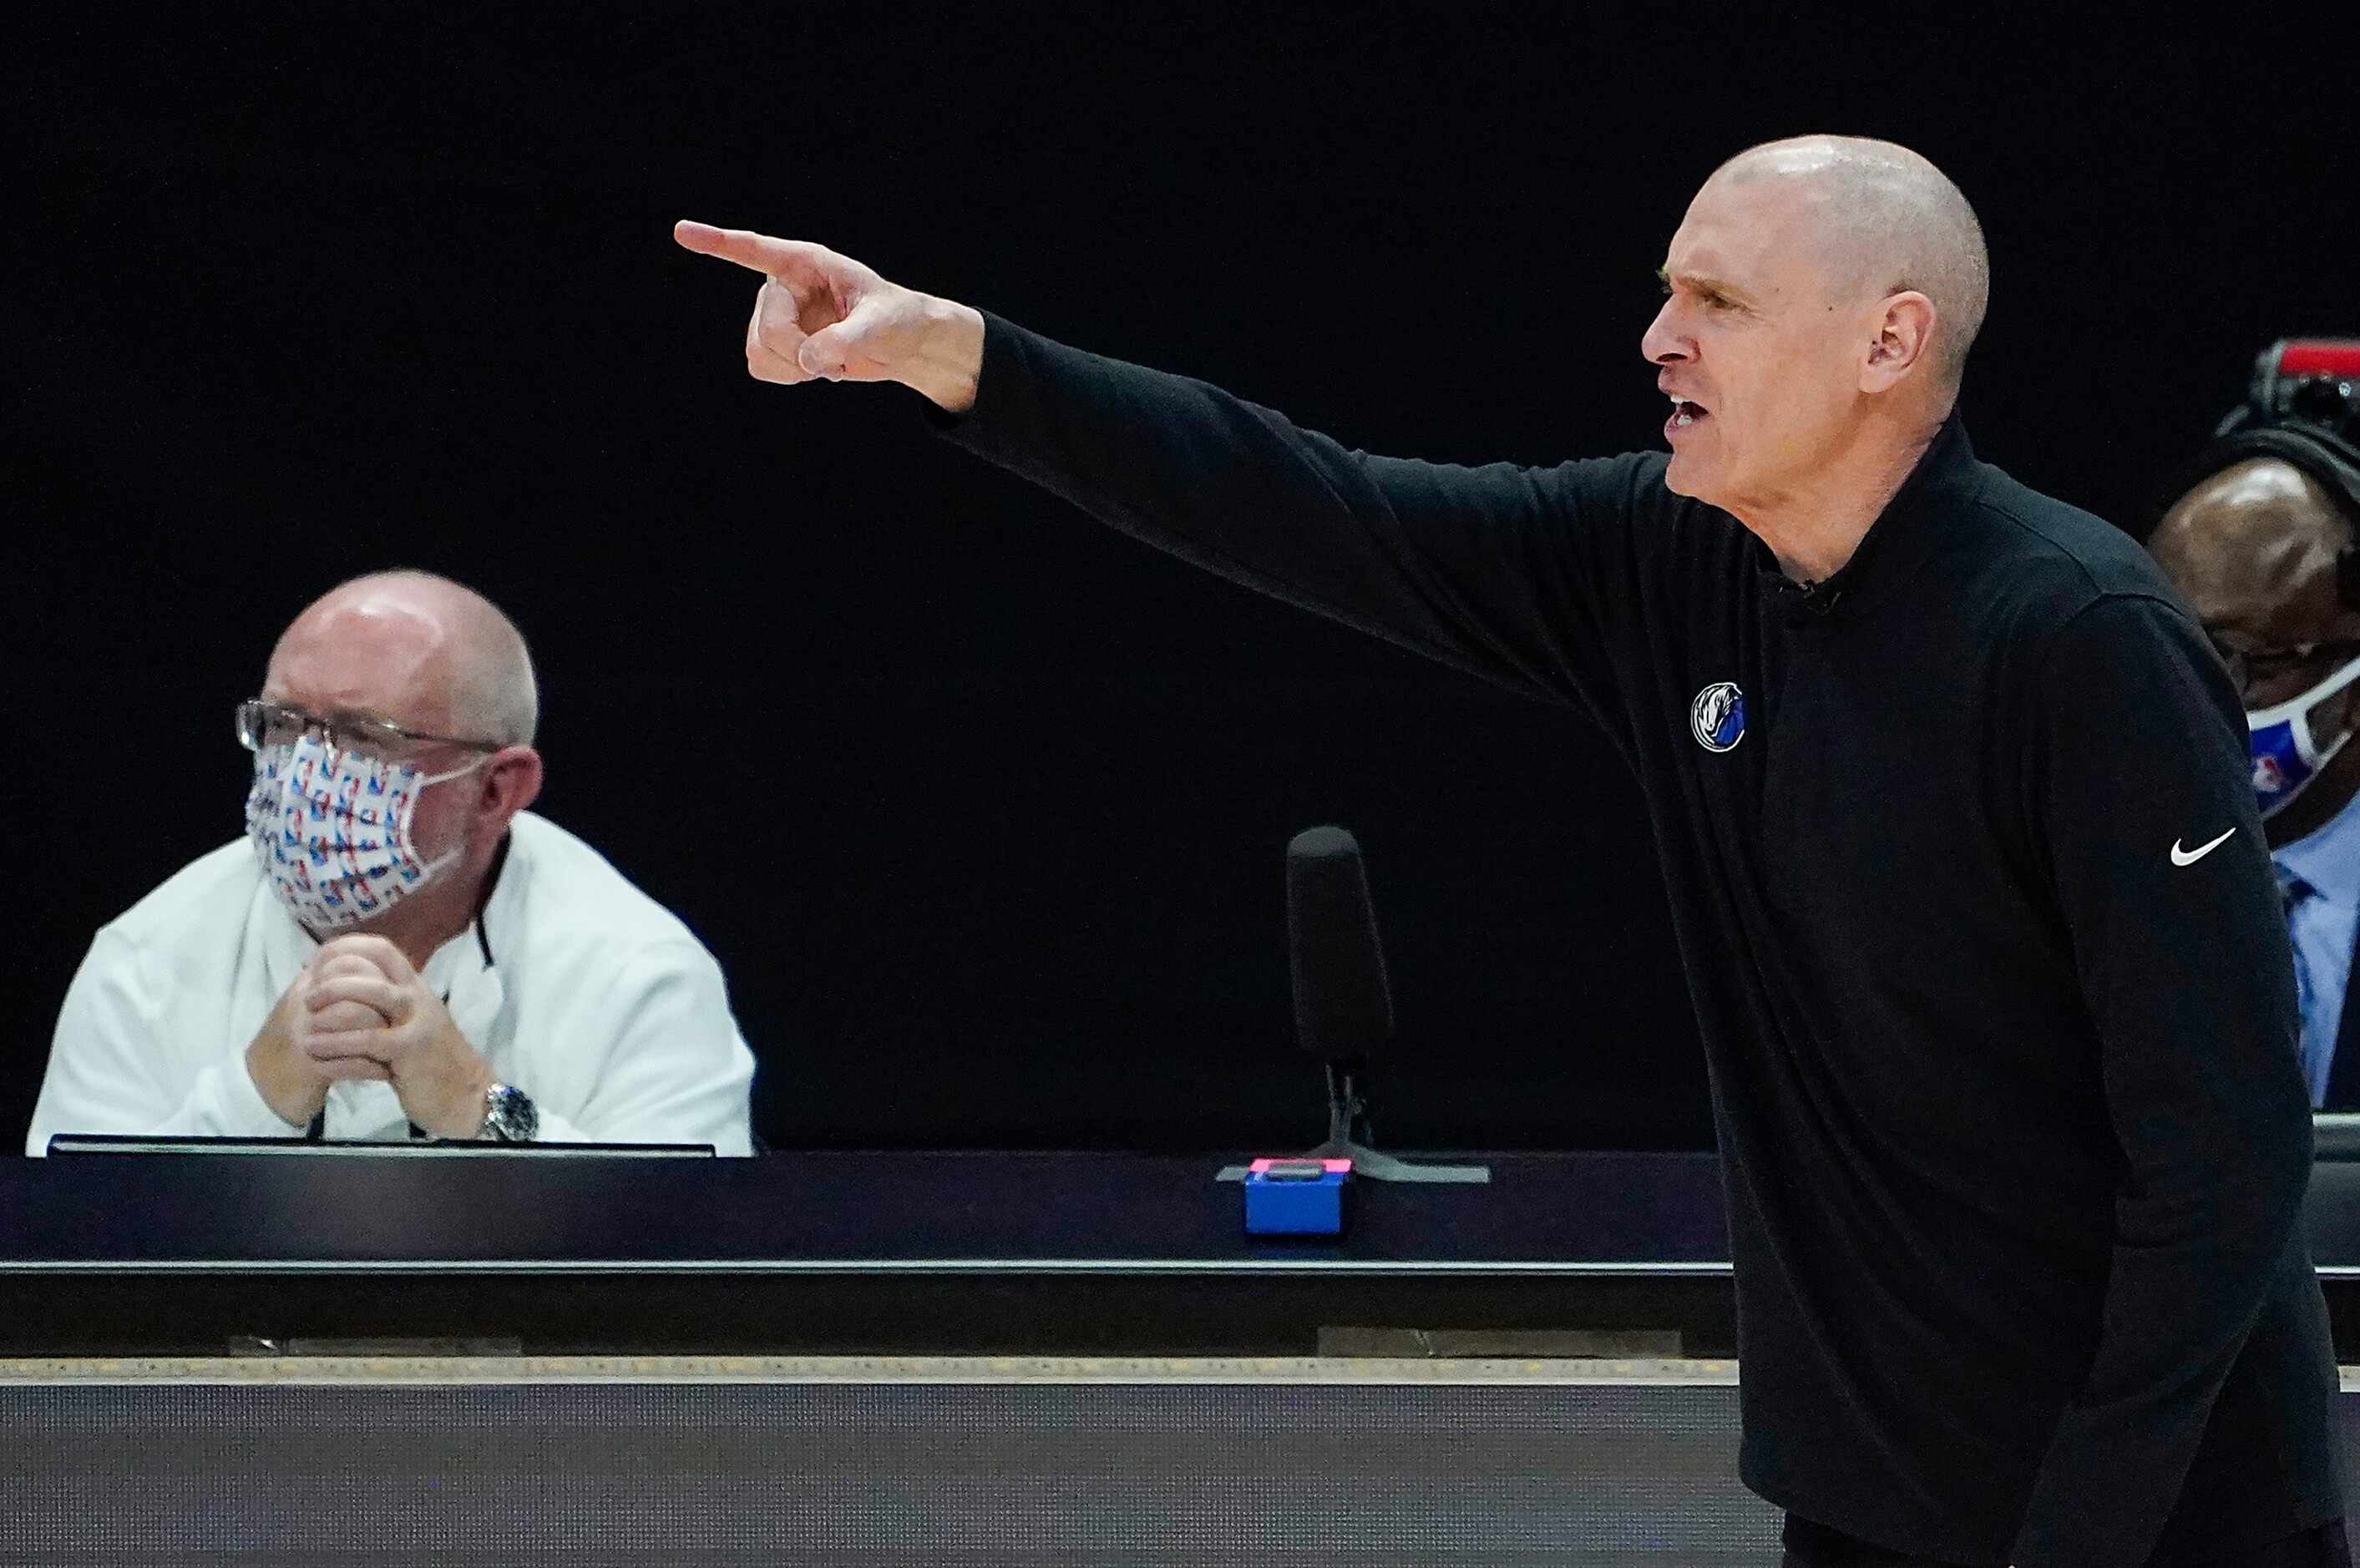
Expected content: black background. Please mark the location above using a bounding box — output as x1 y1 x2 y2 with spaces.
10 8 2351 1153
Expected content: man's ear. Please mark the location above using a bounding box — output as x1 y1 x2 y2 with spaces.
478 746 544 834
1861 291 1937 393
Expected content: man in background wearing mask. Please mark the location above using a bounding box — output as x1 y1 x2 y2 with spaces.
2151 341 2360 1112
25 570 757 1154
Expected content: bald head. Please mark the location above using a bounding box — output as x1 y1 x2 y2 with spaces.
271 570 539 746
2150 458 2357 655
1709 136 1989 394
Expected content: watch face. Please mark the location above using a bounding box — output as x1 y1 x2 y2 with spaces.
486 1085 539 1142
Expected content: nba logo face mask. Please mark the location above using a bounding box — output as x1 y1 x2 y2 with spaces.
2246 651 2360 822
244 734 485 931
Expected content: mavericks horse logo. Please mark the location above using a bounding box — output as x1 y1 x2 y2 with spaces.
1690 681 1745 752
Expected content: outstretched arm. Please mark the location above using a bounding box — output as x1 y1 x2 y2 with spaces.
671 220 1674 731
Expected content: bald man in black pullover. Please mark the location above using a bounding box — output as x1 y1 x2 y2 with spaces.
677 136 2347 1566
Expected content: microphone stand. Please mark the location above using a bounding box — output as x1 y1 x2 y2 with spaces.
1299 1060 1489 1185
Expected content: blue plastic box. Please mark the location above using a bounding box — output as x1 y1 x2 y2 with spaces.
1243 1157 1352 1235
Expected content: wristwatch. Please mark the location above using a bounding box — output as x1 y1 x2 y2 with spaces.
479 1082 540 1143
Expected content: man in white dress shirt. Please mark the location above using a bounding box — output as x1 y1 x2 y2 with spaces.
26 570 757 1154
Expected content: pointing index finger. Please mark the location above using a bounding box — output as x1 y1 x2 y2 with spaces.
673 220 823 278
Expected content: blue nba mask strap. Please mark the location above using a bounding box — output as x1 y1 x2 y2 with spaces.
2249 650 2360 819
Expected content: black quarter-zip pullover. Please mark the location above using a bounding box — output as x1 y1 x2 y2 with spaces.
934 316 2344 1566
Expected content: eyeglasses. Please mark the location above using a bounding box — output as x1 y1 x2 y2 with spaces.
2207 639 2360 698
235 699 504 764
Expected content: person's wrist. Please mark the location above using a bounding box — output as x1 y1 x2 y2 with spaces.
907 296 984 413
246 1043 322 1129
433 1061 500 1141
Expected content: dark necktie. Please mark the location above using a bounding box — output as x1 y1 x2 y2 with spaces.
2280 868 2326 1104
2281 870 2316 1024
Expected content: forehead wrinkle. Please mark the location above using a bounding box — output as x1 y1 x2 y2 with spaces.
1669 185 1826 311
1659 263 1761 306
267 569 539 746
266 595 462 732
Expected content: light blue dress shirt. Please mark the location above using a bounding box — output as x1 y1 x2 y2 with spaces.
2271 784 2360 1106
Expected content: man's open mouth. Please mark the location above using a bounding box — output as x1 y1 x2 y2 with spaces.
1666 396 1709 432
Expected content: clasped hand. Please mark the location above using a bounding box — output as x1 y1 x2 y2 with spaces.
294 935 493 1139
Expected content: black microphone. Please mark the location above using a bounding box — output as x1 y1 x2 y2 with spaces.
1285 825 1393 1063
1775 576 1842 625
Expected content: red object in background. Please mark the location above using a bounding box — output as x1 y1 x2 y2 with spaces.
2276 341 2360 379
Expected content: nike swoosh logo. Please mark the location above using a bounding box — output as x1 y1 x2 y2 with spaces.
2170 827 2237 867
